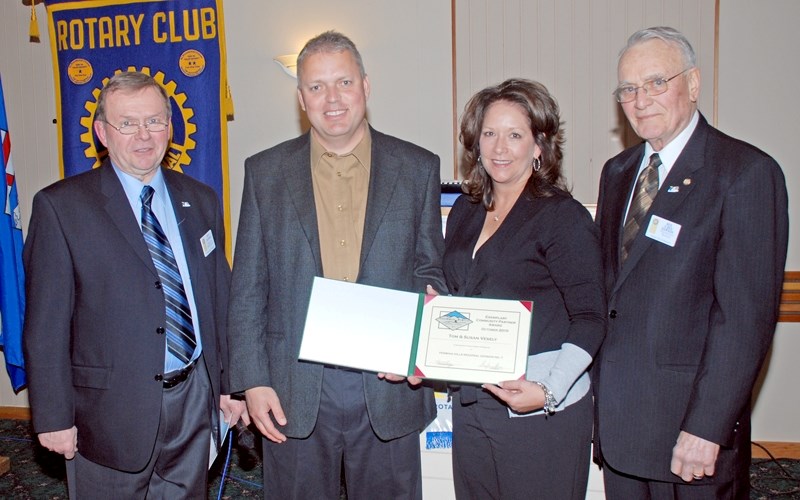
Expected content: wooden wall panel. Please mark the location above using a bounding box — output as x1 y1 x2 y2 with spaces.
780 272 800 323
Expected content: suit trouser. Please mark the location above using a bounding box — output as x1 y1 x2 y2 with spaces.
602 461 749 500
67 358 213 499
600 413 751 500
261 367 423 500
452 388 593 500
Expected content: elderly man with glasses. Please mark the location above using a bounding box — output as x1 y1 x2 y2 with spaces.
593 26 788 499
24 70 246 498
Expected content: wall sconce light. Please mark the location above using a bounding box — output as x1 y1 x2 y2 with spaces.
273 54 299 78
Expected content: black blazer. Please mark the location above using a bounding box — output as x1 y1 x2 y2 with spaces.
23 161 231 472
594 115 789 482
443 188 605 360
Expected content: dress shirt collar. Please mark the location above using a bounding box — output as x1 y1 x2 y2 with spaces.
111 163 168 217
642 110 700 182
310 121 372 173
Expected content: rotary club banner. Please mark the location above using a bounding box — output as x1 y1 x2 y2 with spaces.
44 0 233 252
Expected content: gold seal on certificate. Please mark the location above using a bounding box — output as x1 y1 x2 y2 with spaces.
299 277 532 385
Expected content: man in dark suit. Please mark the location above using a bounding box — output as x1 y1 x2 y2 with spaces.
23 71 246 498
227 31 446 499
594 27 789 499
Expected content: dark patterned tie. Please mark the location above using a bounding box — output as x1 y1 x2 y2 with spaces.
140 186 196 363
621 153 661 263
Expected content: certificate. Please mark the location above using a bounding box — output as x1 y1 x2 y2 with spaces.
299 277 532 385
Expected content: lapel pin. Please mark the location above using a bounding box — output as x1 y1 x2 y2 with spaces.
667 186 680 193
181 201 191 207
682 178 692 186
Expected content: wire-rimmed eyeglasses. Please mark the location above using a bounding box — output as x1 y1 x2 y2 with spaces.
102 119 169 135
613 68 691 103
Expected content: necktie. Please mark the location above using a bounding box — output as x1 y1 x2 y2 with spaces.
621 153 661 263
140 186 197 364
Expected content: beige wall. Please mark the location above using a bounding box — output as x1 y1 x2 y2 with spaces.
717 0 800 442
0 0 797 463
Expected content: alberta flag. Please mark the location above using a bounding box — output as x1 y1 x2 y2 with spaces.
0 75 26 392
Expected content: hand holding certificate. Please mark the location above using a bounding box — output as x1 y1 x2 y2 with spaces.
299 277 533 385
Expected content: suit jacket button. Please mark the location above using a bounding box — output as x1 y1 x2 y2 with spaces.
154 374 163 382
609 310 618 319
156 327 165 335
155 281 162 289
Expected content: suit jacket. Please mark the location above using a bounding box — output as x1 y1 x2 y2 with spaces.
23 161 231 472
443 188 605 359
228 127 446 440
594 115 789 482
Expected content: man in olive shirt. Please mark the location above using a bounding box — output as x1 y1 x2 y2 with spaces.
227 31 446 498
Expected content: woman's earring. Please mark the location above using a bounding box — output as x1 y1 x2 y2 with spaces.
533 157 541 172
477 155 483 169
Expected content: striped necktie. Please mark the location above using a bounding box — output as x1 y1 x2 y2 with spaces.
140 186 196 363
621 153 661 263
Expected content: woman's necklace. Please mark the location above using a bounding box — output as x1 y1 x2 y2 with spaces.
490 187 524 223
490 204 513 222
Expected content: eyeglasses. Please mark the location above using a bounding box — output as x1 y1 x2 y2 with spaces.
103 118 169 135
613 68 691 103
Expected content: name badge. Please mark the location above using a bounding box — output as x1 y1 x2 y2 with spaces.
645 215 681 247
200 230 216 257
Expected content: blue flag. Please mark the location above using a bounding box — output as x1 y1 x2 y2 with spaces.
0 75 27 392
44 0 233 256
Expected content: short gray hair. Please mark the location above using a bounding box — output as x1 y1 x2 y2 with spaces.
296 30 366 85
621 26 696 69
95 71 171 122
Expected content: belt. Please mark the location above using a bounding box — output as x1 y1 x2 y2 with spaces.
162 359 198 388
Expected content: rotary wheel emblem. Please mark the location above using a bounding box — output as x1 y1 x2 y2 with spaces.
79 66 197 172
